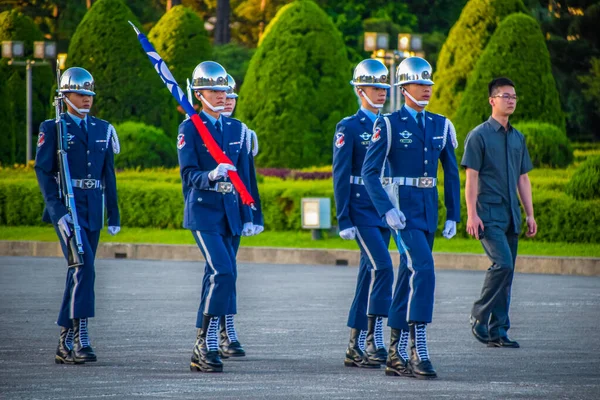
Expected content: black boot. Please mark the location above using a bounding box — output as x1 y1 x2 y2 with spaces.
219 315 246 358
365 315 387 364
72 318 97 363
409 323 437 379
55 327 82 364
385 328 412 377
190 314 223 372
344 328 379 368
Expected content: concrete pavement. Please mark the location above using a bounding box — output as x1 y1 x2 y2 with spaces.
0 256 599 399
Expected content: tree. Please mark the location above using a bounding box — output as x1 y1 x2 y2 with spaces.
453 13 565 156
0 9 53 165
428 0 527 119
67 0 179 137
237 0 356 168
214 0 231 44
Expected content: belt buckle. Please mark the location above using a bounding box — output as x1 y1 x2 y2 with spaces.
418 177 434 188
83 179 95 189
217 182 233 193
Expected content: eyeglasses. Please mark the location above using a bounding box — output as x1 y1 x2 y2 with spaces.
492 94 518 101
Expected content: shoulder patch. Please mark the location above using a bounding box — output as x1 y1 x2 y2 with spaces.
372 127 381 142
335 132 345 148
37 132 45 148
177 133 186 150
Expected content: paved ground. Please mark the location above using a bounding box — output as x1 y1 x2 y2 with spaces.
0 256 599 400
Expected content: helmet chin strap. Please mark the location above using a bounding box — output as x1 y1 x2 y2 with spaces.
357 88 384 109
401 87 429 107
63 95 90 114
221 111 232 117
199 93 225 112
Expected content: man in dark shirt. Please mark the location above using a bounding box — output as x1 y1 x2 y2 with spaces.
461 77 537 348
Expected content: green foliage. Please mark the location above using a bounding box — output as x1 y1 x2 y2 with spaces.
67 0 179 138
428 0 527 119
237 0 356 168
212 42 255 91
453 13 565 156
579 57 600 118
513 121 573 168
566 156 600 201
113 121 177 169
0 10 53 166
148 5 211 85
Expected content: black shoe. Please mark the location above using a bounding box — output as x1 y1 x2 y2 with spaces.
190 315 223 373
487 336 520 348
409 323 437 380
72 318 97 363
344 328 380 369
55 327 83 365
365 316 387 364
470 315 489 344
384 328 412 377
219 316 246 358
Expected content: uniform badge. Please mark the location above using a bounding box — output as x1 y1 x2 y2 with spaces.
372 127 381 142
37 132 45 147
335 132 345 148
177 133 186 150
399 130 413 144
360 132 372 141
66 133 75 142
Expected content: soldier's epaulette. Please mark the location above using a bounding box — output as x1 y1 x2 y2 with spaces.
383 113 392 116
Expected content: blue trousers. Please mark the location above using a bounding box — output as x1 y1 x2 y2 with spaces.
347 226 394 330
192 230 237 327
388 229 435 330
55 225 100 328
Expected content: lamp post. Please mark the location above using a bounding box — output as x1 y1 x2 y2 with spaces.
396 33 424 109
2 40 56 164
301 198 331 240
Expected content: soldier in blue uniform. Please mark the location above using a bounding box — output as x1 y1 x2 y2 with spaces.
333 59 393 369
34 67 121 364
362 57 461 379
177 61 254 373
216 74 264 359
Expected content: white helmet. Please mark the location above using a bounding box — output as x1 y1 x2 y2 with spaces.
350 59 390 89
190 61 229 91
396 57 434 86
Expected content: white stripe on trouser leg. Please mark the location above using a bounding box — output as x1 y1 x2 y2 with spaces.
366 269 375 316
356 230 378 271
398 238 415 322
70 267 81 319
196 231 218 315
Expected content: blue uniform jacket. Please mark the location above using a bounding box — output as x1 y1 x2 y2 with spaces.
177 113 252 235
361 107 460 233
333 109 387 231
34 114 119 231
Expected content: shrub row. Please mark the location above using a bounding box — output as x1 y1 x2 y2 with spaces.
2 179 599 243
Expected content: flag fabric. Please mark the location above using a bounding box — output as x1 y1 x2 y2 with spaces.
128 21 255 207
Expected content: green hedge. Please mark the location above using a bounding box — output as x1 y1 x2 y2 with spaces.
566 156 600 200
513 121 573 168
3 176 599 243
113 121 177 169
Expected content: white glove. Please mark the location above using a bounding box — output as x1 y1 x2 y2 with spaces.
442 220 457 239
108 226 120 236
58 214 73 236
385 208 406 230
339 227 356 240
208 163 236 181
242 222 254 236
253 225 264 235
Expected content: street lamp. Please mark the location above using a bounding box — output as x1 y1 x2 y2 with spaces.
395 33 425 109
2 40 56 163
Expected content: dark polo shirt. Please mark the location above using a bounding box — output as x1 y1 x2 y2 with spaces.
461 116 533 233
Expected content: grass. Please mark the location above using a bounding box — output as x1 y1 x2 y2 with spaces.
1 226 599 258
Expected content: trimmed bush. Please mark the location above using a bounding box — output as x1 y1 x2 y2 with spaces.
148 5 211 85
428 0 526 119
67 0 179 138
453 13 565 157
212 43 255 91
0 10 53 165
566 156 600 201
513 121 573 168
113 121 177 169
237 0 356 168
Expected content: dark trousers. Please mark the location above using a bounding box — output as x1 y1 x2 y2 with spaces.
347 226 394 330
471 222 519 339
55 225 101 328
388 229 436 330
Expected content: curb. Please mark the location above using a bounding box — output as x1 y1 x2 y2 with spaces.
1 240 599 276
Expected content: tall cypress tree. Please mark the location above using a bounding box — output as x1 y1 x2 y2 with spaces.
237 0 355 168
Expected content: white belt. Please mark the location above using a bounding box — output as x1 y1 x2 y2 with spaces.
71 179 103 189
350 175 437 188
205 182 235 194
